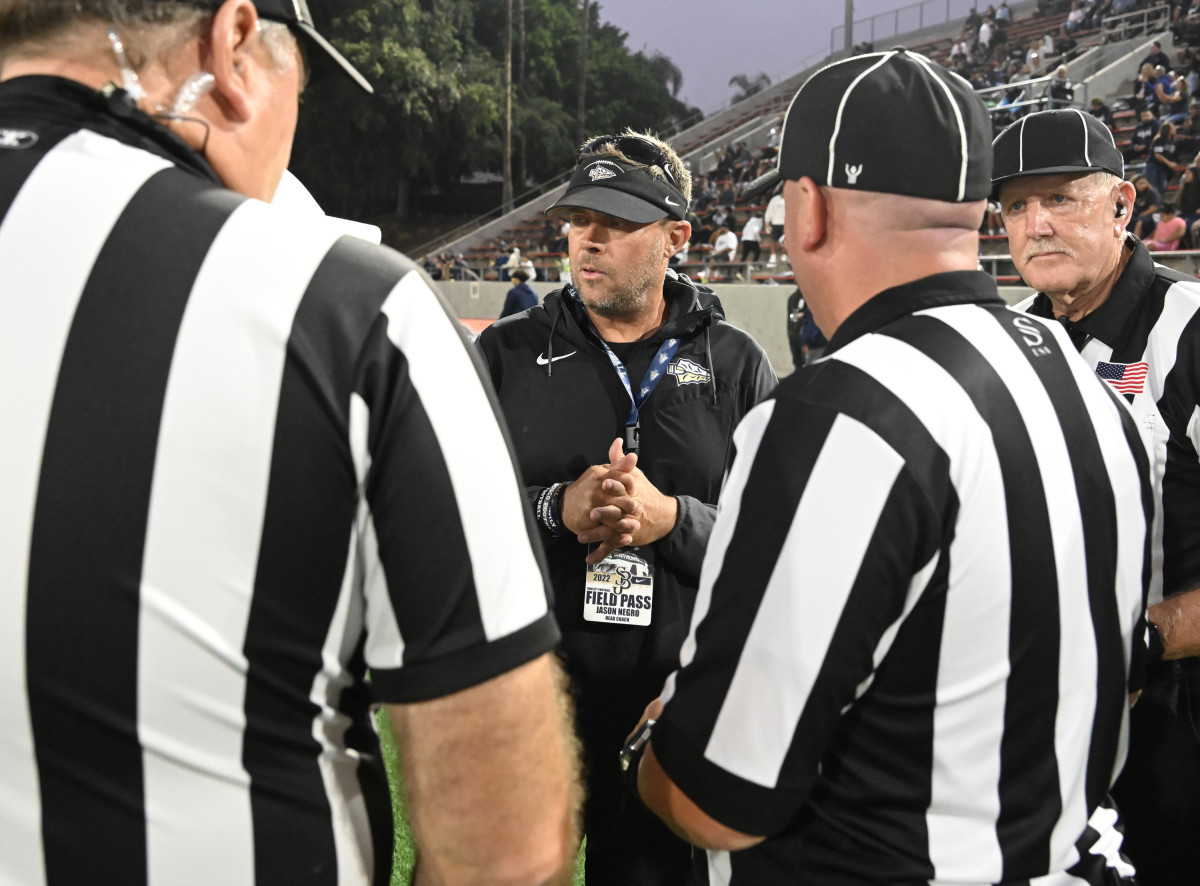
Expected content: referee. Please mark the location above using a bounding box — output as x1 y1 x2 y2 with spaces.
0 3 578 885
994 108 1200 886
624 51 1153 885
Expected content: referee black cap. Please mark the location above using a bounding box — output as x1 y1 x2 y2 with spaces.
991 109 1123 190
741 49 991 203
148 0 373 93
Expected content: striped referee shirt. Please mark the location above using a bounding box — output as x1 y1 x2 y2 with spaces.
653 271 1153 885
1020 236 1200 605
0 76 558 886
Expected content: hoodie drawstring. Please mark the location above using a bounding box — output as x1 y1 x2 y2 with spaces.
545 307 563 378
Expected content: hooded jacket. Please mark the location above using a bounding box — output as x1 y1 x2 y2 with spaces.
476 271 777 685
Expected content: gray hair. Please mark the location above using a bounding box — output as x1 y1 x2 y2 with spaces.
0 1 296 73
583 128 694 207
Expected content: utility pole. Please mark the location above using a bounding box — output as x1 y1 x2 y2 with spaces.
577 0 589 147
844 0 855 54
502 0 514 213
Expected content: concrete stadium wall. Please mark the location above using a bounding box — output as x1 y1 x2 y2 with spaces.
438 280 1035 379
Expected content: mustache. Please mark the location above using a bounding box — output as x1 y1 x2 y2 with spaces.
1023 241 1076 262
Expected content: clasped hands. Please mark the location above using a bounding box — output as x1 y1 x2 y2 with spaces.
560 438 678 565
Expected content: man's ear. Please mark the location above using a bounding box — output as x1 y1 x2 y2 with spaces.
207 0 262 123
786 177 826 253
665 219 691 256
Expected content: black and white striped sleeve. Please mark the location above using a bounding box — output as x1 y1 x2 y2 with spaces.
352 266 559 703
652 388 941 836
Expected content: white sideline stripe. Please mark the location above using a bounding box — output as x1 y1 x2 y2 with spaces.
139 199 341 885
0 130 170 886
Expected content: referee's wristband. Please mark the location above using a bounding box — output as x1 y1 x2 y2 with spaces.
536 482 572 537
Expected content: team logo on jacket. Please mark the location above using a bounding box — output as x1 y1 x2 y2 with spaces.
587 160 620 181
668 358 711 386
0 129 37 149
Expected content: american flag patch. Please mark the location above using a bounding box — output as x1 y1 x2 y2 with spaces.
1095 360 1149 395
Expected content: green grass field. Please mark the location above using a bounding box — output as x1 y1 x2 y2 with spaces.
376 712 586 885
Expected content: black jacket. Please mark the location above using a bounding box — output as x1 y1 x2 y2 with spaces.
476 272 776 687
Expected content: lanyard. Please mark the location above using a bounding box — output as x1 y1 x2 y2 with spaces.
570 288 680 452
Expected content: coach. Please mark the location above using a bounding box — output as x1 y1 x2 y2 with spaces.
476 130 776 883
0 2 578 885
625 51 1153 885
993 107 1200 886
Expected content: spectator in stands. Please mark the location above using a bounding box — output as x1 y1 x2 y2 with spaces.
739 211 764 267
1126 108 1158 162
1182 153 1200 245
1148 120 1186 196
1045 64 1074 109
979 16 994 49
989 57 1009 85
1145 202 1187 249
1089 96 1116 130
669 237 689 267
761 126 780 159
1133 63 1159 114
553 218 570 254
763 187 787 266
1140 40 1171 75
1179 103 1200 154
1157 70 1188 123
708 225 738 266
996 0 1013 22
1065 1 1085 31
1131 173 1163 237
499 268 538 318
967 7 982 30
984 198 1005 235
710 205 730 229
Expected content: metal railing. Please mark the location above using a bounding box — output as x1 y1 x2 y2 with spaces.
1100 5 1170 43
831 0 1001 54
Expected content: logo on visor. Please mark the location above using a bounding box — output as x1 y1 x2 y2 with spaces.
587 161 621 181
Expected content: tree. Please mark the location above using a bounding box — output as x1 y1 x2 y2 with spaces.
728 71 772 104
289 0 701 222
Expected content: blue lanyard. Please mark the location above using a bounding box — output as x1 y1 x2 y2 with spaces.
570 288 680 452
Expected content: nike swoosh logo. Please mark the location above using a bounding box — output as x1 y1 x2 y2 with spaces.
664 195 679 206
536 351 577 365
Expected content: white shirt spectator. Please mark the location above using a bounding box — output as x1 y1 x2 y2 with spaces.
712 229 738 261
764 193 786 227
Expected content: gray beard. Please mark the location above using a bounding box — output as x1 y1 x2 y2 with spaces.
573 242 664 320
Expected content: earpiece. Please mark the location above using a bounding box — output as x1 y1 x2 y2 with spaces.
1116 203 1127 218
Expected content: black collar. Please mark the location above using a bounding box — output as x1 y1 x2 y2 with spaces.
826 270 1005 355
0 75 222 186
1022 237 1153 352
